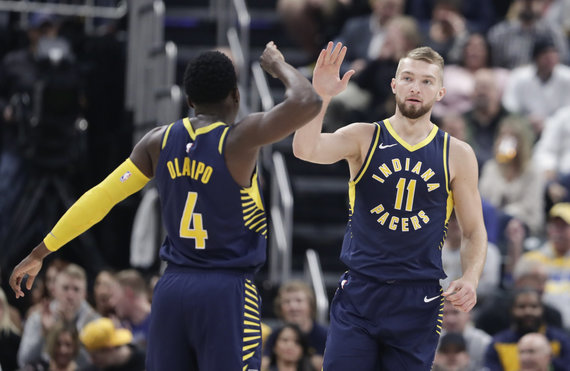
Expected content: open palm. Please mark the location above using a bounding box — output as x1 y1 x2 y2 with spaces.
312 42 355 98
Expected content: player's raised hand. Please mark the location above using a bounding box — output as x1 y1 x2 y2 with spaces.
442 278 477 312
312 41 355 99
260 41 286 78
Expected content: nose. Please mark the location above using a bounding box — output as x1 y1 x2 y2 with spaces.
409 81 420 94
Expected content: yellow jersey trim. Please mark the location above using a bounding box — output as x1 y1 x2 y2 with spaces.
353 122 381 185
443 132 454 223
348 122 381 214
218 127 230 154
161 123 174 149
443 132 450 193
384 119 438 152
183 117 227 140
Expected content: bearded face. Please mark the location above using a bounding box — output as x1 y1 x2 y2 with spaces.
396 93 434 119
392 58 444 120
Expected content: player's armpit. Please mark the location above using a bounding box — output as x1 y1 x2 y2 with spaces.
43 159 149 251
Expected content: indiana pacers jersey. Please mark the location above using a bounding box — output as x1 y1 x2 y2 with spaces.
155 118 267 272
341 119 453 281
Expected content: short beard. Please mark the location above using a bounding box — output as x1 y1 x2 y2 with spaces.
514 317 542 335
397 99 432 119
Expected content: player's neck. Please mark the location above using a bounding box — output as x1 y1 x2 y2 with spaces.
388 112 435 145
190 113 226 128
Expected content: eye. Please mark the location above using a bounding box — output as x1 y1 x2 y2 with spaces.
423 80 432 85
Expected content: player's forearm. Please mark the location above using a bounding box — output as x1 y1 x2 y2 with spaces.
292 96 330 161
460 227 487 287
43 159 149 251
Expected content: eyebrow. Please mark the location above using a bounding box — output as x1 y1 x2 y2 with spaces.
400 71 437 80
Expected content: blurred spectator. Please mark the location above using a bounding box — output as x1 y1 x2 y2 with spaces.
433 33 510 120
487 0 568 69
433 332 473 371
440 299 491 370
533 106 570 208
18 264 99 369
111 270 151 350
483 288 570 371
543 0 570 36
21 320 80 371
262 323 316 371
519 203 570 330
92 269 118 318
405 0 497 33
421 0 470 64
462 68 510 170
475 258 563 336
0 12 60 253
328 15 420 128
261 281 327 371
276 0 349 65
0 287 20 371
439 113 468 141
79 318 145 371
27 258 69 319
501 36 570 136
517 332 553 371
333 0 405 76
438 116 501 245
479 115 545 240
441 212 501 304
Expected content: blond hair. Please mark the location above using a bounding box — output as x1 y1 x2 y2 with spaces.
396 46 445 82
0 288 20 335
116 269 148 296
274 280 316 320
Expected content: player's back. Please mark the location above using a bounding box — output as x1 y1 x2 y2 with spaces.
154 118 267 272
341 119 453 281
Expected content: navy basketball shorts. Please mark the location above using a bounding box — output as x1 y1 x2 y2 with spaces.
146 265 262 371
323 271 444 371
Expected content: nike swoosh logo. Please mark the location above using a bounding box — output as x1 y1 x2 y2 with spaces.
424 295 440 303
378 143 398 149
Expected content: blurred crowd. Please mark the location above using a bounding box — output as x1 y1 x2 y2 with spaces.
1 0 570 370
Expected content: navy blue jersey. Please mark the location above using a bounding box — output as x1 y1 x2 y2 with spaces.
341 119 453 281
155 118 267 272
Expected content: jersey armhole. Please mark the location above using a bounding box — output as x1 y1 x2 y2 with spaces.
351 122 381 185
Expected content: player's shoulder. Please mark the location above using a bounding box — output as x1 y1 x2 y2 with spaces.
447 136 478 180
336 121 377 139
448 136 476 159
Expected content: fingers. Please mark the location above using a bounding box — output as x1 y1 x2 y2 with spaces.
335 45 348 66
315 48 327 69
323 41 334 64
10 272 24 298
444 284 477 312
26 274 36 291
442 282 457 297
340 69 355 85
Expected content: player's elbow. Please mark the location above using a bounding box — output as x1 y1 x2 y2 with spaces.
295 92 322 121
292 141 311 161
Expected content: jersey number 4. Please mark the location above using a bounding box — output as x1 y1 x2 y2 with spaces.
179 191 208 249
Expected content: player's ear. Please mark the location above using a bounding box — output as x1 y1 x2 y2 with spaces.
436 86 446 102
390 78 396 94
232 88 240 104
187 97 195 109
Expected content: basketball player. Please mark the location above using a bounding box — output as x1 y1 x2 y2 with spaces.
292 42 487 370
9 41 322 370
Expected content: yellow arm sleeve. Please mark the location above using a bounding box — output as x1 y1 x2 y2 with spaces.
43 158 150 251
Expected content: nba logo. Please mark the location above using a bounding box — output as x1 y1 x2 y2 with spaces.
120 171 132 183
186 142 193 153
